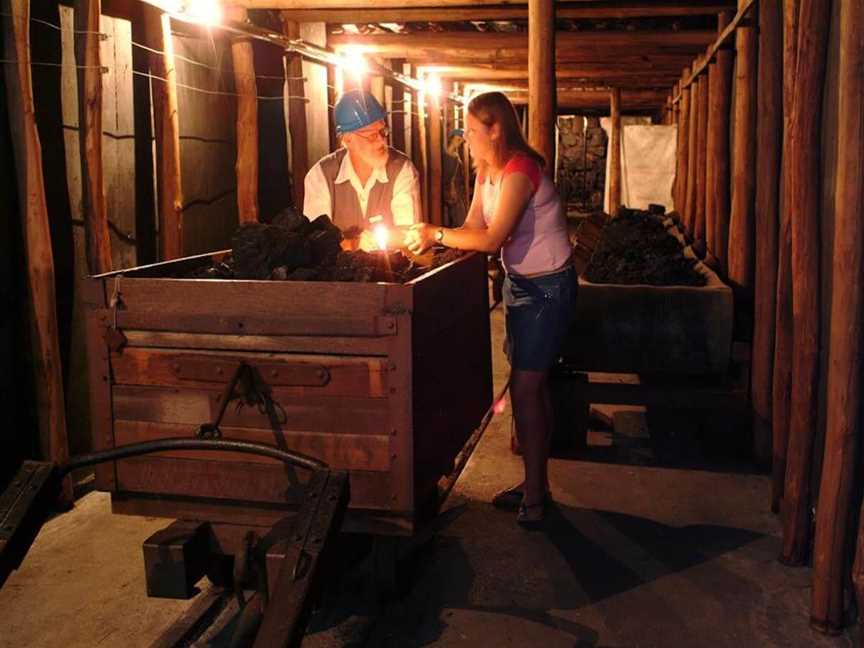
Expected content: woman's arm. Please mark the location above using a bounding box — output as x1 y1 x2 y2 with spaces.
460 174 486 230
406 172 534 254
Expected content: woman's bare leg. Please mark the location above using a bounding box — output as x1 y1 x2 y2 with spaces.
510 368 551 507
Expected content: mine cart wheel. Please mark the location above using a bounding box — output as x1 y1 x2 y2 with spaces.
371 535 414 600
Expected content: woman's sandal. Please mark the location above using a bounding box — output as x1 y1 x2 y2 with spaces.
516 499 546 527
491 483 525 511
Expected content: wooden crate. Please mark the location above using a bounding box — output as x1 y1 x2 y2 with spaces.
83 252 492 536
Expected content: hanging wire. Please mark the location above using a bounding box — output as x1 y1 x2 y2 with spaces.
132 68 307 102
0 11 107 36
0 59 107 71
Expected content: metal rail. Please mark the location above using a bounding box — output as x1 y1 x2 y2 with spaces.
59 437 327 475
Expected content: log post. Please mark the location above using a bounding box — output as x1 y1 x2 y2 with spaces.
727 0 758 292
672 81 680 131
143 5 183 259
694 66 709 246
779 0 831 566
772 0 800 513
283 20 309 213
811 0 862 632
674 69 690 216
415 85 429 219
230 8 259 223
608 88 622 215
327 63 337 153
704 55 717 254
684 59 700 235
428 92 443 226
74 0 112 274
390 59 406 152
2 0 71 501
750 0 783 467
528 0 556 175
710 11 734 270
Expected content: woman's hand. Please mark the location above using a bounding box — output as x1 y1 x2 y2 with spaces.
404 223 437 254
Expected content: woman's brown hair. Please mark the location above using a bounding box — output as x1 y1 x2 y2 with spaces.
466 91 546 173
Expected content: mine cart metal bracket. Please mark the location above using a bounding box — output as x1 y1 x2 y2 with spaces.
172 357 331 387
258 470 349 647
0 461 58 589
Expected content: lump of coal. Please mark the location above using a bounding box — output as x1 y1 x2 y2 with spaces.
584 209 706 286
231 223 312 279
270 206 305 231
182 214 466 284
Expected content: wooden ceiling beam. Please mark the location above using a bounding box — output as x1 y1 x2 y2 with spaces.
464 77 678 89
328 30 715 52
269 1 734 23
417 64 685 80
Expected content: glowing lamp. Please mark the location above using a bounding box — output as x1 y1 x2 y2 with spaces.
181 0 222 26
340 47 369 84
423 75 442 99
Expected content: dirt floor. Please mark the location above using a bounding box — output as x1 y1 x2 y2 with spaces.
0 305 859 648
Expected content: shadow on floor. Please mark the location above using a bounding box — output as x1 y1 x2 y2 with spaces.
305 501 764 647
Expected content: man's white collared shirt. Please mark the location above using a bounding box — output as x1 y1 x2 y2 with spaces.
303 151 421 227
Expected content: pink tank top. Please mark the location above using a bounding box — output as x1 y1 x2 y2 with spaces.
481 154 572 275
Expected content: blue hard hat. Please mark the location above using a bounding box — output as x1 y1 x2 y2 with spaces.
449 128 464 138
334 90 387 135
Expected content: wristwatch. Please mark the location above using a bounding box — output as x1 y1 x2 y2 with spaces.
434 228 445 244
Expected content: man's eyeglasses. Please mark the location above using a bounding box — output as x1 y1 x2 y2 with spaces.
353 126 390 142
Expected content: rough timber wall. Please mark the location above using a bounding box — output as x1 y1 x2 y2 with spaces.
173 32 238 256
556 116 607 216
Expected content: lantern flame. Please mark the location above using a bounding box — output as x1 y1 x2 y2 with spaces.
373 224 389 251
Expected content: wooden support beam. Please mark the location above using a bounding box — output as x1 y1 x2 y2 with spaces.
672 0 757 102
771 0 799 514
390 59 406 152
674 68 690 215
529 0 556 174
750 0 782 467
694 67 709 246
704 57 716 252
413 88 429 219
230 8 259 223
780 0 831 567
74 0 112 274
727 0 758 292
143 5 183 259
272 2 736 23
428 95 443 226
813 0 863 632
329 31 715 60
683 60 700 235
708 11 733 269
2 0 71 501
508 88 667 110
422 64 689 83
608 88 622 215
284 19 309 212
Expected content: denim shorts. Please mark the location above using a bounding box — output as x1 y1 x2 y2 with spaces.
503 265 578 371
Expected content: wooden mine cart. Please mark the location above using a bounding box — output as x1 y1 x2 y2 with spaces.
83 251 492 540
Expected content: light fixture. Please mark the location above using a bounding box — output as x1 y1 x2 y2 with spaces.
423 75 442 100
339 46 369 85
181 0 222 26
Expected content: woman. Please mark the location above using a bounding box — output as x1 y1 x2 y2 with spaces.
405 92 576 526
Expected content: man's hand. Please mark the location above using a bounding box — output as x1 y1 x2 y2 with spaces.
404 223 436 254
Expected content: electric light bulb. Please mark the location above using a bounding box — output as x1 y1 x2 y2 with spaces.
182 0 222 26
